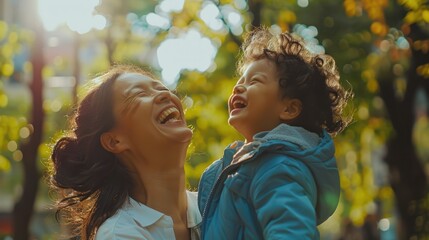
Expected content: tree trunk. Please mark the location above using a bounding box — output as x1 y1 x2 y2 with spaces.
72 32 80 106
384 140 428 239
379 21 429 239
106 27 115 67
12 6 45 240
248 0 262 27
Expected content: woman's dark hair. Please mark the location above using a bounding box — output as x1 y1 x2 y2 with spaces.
237 27 353 135
50 65 154 239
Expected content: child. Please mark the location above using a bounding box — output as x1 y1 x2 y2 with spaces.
198 27 352 239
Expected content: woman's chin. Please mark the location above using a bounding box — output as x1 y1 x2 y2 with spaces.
158 123 193 143
173 128 193 143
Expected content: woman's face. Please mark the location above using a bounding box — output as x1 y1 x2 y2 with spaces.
110 72 192 151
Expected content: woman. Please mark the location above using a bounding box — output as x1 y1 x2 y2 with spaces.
50 65 201 239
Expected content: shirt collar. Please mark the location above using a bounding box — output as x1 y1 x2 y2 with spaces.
186 191 202 228
125 191 202 228
126 197 164 227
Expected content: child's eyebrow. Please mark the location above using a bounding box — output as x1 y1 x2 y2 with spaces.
252 73 270 82
237 72 268 84
251 72 268 78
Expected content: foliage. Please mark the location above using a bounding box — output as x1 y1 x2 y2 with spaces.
0 20 31 238
3 0 429 238
0 21 30 173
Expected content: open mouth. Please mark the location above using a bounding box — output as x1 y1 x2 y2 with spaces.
157 106 181 124
231 98 247 111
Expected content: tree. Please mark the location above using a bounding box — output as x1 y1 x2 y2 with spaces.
96 0 158 67
371 1 429 238
11 0 45 238
4 0 427 238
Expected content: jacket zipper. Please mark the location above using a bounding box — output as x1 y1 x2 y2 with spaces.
200 143 266 236
201 161 243 235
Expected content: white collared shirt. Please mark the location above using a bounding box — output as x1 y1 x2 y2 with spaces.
95 191 201 240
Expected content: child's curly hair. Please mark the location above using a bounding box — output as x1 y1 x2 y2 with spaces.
237 27 353 135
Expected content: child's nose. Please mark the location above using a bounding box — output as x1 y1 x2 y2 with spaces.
233 84 246 94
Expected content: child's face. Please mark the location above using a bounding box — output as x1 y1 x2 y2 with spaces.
228 59 288 142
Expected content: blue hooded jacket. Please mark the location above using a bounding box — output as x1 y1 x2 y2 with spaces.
197 124 340 239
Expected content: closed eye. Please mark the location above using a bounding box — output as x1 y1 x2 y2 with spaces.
136 90 148 96
126 91 146 100
156 87 170 92
249 79 261 85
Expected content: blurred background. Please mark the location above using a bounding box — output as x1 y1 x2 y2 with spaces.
0 0 428 239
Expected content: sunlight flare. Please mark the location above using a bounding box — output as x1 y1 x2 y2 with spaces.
38 0 106 33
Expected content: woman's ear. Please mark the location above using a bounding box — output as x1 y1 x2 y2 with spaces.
100 132 128 153
280 98 302 121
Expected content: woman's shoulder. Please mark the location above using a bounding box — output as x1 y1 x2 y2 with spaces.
95 207 132 239
96 218 153 239
95 198 162 239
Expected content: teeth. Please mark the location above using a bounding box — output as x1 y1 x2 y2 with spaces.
233 100 247 108
158 107 180 123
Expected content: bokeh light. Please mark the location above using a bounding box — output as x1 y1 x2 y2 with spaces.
200 2 223 31
158 0 185 13
38 0 106 33
378 218 390 231
146 13 170 29
157 29 217 86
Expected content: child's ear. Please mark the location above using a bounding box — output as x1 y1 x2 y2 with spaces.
100 132 128 153
280 98 302 121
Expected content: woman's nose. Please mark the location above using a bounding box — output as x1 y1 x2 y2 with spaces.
155 90 172 103
232 84 246 94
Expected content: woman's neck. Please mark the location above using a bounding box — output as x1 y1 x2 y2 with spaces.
132 166 189 230
120 141 190 226
136 167 187 206
130 167 190 239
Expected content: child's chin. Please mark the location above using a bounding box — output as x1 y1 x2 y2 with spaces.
228 116 242 128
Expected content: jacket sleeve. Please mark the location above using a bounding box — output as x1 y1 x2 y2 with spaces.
250 158 318 239
197 159 223 213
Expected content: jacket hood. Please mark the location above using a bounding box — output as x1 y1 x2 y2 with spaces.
236 124 340 224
